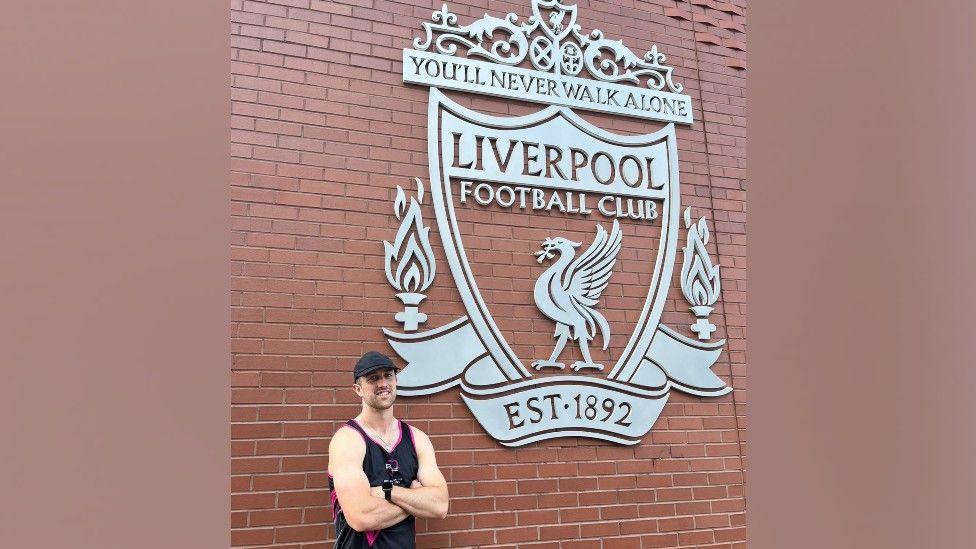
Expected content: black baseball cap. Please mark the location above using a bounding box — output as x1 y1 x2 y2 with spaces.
353 351 398 381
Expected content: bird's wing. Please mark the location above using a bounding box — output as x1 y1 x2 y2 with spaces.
564 220 622 304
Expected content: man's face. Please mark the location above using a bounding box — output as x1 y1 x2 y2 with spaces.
354 367 397 410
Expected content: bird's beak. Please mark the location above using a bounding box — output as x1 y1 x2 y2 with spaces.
534 249 547 263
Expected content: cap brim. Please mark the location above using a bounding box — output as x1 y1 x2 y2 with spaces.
354 364 399 380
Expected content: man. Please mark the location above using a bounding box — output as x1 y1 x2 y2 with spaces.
327 351 449 548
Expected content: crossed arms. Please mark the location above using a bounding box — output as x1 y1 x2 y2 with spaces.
327 425 449 532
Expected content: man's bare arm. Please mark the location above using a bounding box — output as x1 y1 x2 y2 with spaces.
388 427 449 519
327 427 409 532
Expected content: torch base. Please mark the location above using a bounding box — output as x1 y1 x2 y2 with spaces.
395 293 428 332
689 306 716 340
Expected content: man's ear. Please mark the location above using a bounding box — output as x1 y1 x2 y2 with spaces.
352 382 363 397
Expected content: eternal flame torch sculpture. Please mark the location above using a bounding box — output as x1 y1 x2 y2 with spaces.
383 178 436 332
680 207 722 340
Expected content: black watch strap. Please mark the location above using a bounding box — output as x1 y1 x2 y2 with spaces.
382 480 393 501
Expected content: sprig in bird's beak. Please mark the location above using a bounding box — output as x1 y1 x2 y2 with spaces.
535 238 557 263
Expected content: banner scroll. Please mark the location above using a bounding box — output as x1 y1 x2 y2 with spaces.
384 317 728 446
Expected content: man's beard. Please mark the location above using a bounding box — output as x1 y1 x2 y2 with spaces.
365 390 395 410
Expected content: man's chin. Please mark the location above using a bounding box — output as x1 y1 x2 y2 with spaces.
368 395 395 410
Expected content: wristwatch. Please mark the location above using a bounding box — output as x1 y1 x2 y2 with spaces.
382 479 393 501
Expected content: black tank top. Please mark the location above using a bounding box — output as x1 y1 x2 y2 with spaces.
329 419 418 549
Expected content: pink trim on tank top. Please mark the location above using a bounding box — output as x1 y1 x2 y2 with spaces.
327 472 339 521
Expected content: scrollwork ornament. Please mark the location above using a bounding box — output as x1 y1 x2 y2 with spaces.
582 40 684 92
410 1 685 93
414 5 537 66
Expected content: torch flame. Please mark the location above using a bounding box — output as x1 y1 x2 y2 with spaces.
384 179 436 293
680 207 721 307
403 263 422 293
394 186 407 220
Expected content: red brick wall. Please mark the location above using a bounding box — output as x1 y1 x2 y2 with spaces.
231 0 746 547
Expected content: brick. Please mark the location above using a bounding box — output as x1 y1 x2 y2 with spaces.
232 510 247 528
496 526 539 544
231 528 274 546
253 473 306 491
232 389 284 404
232 457 280 474
449 530 495 546
250 508 303 526
274 524 324 542
232 492 276 510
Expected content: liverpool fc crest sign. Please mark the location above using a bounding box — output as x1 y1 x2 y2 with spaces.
381 1 730 447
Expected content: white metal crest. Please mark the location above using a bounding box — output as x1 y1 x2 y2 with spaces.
379 0 727 447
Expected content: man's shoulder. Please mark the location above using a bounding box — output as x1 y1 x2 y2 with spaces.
328 423 368 476
404 422 432 447
330 423 367 450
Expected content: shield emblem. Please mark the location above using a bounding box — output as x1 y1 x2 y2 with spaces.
383 89 728 446
428 87 679 381
532 0 578 42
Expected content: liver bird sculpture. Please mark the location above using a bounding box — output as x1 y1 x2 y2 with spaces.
548 10 566 33
531 220 623 371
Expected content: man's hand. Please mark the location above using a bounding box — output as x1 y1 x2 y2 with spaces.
387 428 449 520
